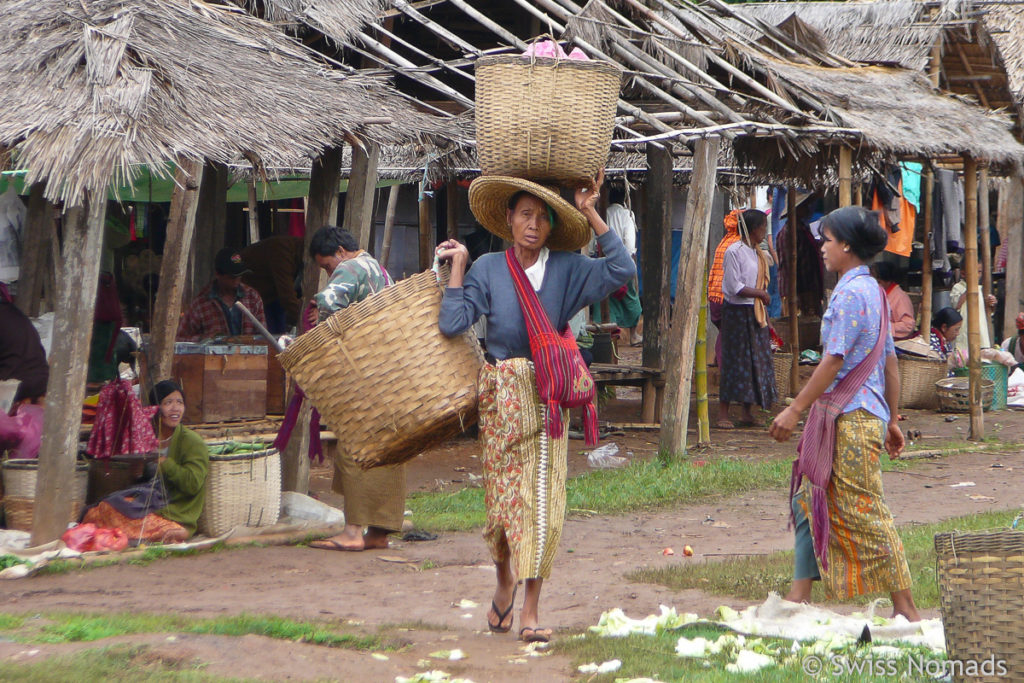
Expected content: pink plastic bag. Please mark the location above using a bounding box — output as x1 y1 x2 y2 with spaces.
62 523 97 552
0 403 43 459
91 527 129 552
521 39 589 61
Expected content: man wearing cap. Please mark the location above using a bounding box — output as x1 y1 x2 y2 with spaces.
176 248 267 342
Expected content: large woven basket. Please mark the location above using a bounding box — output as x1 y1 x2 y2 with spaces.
936 377 994 413
197 445 281 537
2 459 89 532
935 530 1024 682
475 54 622 184
86 453 158 505
898 356 948 410
772 352 792 400
278 270 484 468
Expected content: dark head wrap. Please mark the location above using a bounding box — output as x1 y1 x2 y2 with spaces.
149 379 184 406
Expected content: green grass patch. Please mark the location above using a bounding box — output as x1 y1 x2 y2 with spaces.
629 509 1020 609
0 645 231 682
409 456 795 532
0 612 380 651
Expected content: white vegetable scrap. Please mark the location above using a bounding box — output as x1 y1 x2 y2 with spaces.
429 650 465 661
590 605 700 637
577 659 622 674
674 637 711 658
725 649 774 674
456 599 478 609
371 653 390 661
395 672 475 683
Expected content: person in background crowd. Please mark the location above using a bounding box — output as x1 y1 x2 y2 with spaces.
717 209 776 428
872 261 916 341
242 235 304 335
0 281 47 458
304 226 405 553
1000 313 1024 367
177 248 266 342
951 271 995 352
603 186 643 346
929 308 962 361
707 209 743 366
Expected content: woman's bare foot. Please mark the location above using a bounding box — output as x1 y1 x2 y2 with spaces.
309 524 388 551
891 589 921 622
362 526 391 550
784 578 813 604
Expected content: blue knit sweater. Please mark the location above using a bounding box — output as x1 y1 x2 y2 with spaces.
438 231 636 360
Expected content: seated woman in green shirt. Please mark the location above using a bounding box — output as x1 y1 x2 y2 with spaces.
83 380 209 543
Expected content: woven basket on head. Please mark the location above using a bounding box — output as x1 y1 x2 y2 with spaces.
935 530 1024 682
278 269 485 468
197 446 281 537
475 54 622 184
898 356 947 410
936 377 994 413
2 460 88 532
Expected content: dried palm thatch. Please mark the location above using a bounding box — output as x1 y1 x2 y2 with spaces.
982 3 1024 102
228 0 386 43
0 0 463 205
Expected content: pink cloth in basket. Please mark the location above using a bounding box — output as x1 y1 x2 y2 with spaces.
521 40 588 61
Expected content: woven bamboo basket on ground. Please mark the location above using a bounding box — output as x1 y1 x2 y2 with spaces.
474 54 622 184
936 377 994 413
197 446 280 537
898 356 947 410
2 459 89 532
86 453 158 505
772 352 792 401
278 269 485 469
935 530 1024 681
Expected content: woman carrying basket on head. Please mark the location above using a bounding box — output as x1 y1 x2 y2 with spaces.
437 170 634 643
769 207 920 622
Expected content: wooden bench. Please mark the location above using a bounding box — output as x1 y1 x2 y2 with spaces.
590 362 665 422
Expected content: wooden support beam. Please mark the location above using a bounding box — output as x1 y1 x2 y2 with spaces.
246 178 260 245
1000 176 1024 340
150 161 205 385
954 42 991 108
929 41 942 88
446 179 459 240
838 146 852 208
787 186 799 394
342 139 381 253
380 183 401 270
31 194 107 545
921 170 935 335
660 137 719 456
14 182 53 317
642 143 673 370
418 187 433 271
979 167 992 301
193 162 229 292
963 156 983 440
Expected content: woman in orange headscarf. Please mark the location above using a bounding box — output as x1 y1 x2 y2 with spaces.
707 210 742 366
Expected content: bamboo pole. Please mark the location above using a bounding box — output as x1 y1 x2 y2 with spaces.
787 186 799 394
380 183 401 271
839 146 852 208
979 167 992 300
921 170 935 335
660 136 720 457
1001 177 1024 340
418 183 433 271
695 269 710 445
446 179 459 240
31 194 107 544
963 156 983 440
247 178 260 245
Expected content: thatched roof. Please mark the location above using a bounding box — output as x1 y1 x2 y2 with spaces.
0 0 465 205
981 3 1024 104
228 0 386 43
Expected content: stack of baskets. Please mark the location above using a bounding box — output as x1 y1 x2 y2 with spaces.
197 444 281 536
935 530 1024 681
2 459 89 531
936 377 995 413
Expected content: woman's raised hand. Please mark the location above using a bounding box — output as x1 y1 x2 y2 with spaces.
575 169 605 214
435 239 469 264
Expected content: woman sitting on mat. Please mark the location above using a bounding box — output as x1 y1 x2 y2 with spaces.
82 380 209 543
769 206 920 622
717 209 777 429
929 307 962 361
437 170 634 643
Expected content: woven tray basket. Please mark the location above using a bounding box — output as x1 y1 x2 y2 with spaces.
475 54 622 184
935 530 1024 682
2 460 89 532
936 377 994 413
197 446 281 537
898 356 947 410
772 352 792 400
278 270 484 468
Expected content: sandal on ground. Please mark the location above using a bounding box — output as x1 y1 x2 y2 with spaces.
714 420 735 430
487 585 518 633
308 539 362 552
518 626 552 643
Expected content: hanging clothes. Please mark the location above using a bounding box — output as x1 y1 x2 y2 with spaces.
875 183 915 259
777 217 824 318
86 380 159 458
900 162 922 213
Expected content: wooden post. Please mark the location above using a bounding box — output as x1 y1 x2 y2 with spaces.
31 194 108 544
446 178 459 240
150 161 205 384
838 146 852 208
659 137 719 457
695 265 711 445
14 182 54 317
418 184 433 271
1000 176 1024 339
921 170 935 336
787 186 799 393
929 42 942 88
246 177 260 245
342 139 381 252
642 142 673 370
380 183 401 270
963 156 983 440
193 161 229 291
979 167 992 300
853 184 862 207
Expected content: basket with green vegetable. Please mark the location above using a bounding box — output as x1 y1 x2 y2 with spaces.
198 441 280 536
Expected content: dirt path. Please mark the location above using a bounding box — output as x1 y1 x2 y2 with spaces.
2 430 1022 681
